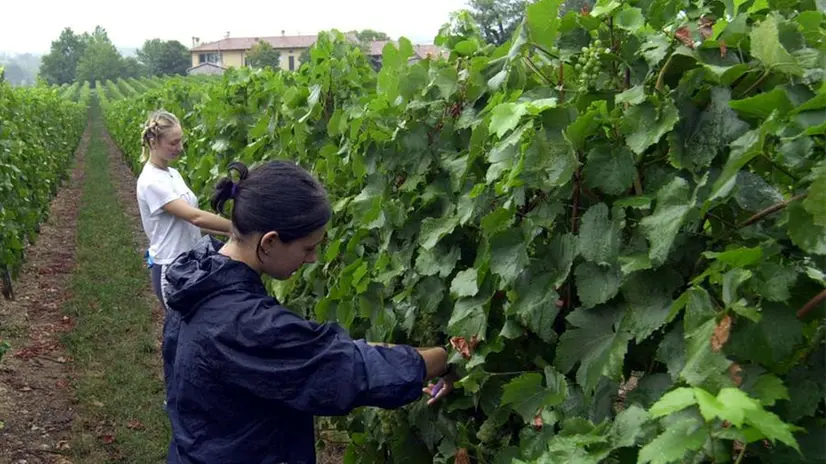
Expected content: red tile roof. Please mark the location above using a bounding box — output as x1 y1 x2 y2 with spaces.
367 41 447 59
190 34 446 60
191 35 320 52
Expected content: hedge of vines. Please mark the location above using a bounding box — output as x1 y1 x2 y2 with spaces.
103 1 825 462
0 69 88 294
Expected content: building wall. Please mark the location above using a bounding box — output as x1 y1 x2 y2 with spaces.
190 50 244 68
190 47 308 71
276 48 306 71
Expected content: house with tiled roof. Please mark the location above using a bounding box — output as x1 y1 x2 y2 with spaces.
187 32 444 74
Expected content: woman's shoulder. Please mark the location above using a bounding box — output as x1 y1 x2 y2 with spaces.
137 163 173 186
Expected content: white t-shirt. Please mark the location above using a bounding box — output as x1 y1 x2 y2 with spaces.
136 163 202 265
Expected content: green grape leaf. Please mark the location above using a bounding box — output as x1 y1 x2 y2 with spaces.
489 229 530 284
621 269 682 342
640 177 695 266
447 286 492 340
501 368 568 423
750 14 804 76
788 202 826 255
490 102 529 138
450 268 479 298
614 7 645 32
671 87 749 170
575 262 621 309
610 405 650 448
729 87 795 120
754 261 798 302
414 245 460 278
726 303 803 372
621 98 680 155
547 232 578 288
527 0 563 51
803 161 826 227
554 305 631 395
578 203 622 265
419 214 459 250
682 317 732 387
583 146 637 196
649 387 697 418
508 270 560 343
749 373 790 407
638 415 710 464
734 171 783 213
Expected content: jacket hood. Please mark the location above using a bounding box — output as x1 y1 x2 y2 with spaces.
162 236 266 319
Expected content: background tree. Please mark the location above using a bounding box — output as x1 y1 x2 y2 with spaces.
353 29 391 43
137 39 190 76
299 49 311 66
38 28 88 85
0 53 41 86
121 57 148 78
75 26 127 84
467 0 528 45
246 40 281 69
1 63 27 85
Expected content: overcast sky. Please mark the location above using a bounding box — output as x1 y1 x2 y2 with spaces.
1 0 470 55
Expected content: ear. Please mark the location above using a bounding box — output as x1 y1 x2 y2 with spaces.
260 231 281 254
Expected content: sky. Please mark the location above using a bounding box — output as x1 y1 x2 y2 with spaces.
0 0 470 55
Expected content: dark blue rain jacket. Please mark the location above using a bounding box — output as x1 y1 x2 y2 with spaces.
160 236 427 463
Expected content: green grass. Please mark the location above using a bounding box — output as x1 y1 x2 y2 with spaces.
62 107 170 463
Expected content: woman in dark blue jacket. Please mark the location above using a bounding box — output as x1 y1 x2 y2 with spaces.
160 160 456 463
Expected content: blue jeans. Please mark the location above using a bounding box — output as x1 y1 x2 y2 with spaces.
150 264 166 311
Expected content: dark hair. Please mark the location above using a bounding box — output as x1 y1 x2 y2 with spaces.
211 160 332 243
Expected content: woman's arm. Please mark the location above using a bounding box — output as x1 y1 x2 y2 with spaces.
368 342 450 381
162 199 232 234
199 227 231 237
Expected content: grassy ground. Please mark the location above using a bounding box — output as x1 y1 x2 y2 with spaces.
61 111 169 463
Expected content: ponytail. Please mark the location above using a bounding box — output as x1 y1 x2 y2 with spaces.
211 160 331 243
211 161 249 216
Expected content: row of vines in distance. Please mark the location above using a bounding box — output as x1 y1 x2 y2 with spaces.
0 70 89 293
101 0 826 462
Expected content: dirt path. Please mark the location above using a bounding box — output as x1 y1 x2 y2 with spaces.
0 122 91 464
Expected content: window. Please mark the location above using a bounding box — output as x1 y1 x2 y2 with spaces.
289 55 295 71
199 53 221 64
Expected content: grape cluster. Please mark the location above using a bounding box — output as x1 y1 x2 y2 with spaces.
377 409 406 438
411 311 440 347
477 418 498 444
574 40 605 90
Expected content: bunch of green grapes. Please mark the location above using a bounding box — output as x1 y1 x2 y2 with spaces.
477 418 499 444
574 40 603 89
411 311 441 347
573 39 622 90
377 409 407 439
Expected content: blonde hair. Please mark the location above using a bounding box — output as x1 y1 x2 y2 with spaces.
140 110 181 163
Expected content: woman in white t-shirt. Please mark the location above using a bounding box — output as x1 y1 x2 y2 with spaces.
136 110 232 309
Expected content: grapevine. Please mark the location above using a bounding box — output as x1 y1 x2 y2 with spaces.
0 78 87 286
101 1 826 461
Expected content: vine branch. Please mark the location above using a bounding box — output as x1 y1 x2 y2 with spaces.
797 289 826 319
734 443 747 464
762 153 799 181
524 56 553 86
737 68 771 98
655 55 673 93
737 193 807 229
